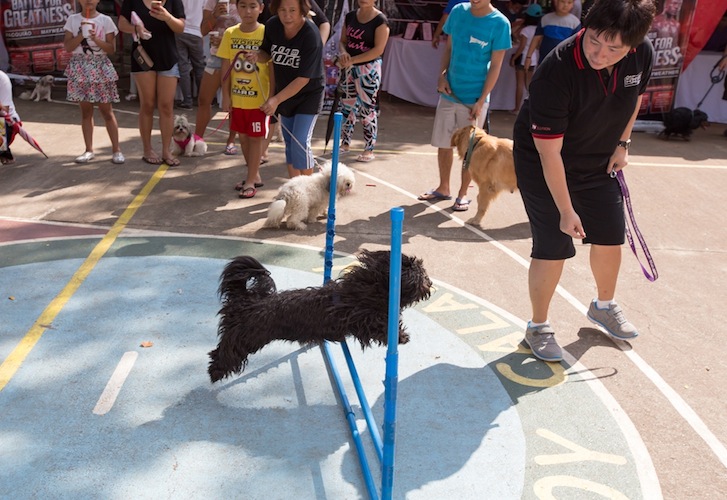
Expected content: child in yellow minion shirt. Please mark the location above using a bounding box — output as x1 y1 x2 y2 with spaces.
219 0 269 199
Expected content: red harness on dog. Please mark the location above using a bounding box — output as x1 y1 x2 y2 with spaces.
173 133 203 150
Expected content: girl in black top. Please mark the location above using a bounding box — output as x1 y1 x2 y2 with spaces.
119 0 186 166
337 0 389 162
250 0 324 177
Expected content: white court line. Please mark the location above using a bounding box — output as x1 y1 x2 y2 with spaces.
93 351 139 416
355 168 727 472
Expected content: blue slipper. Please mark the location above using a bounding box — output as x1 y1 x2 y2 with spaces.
452 197 471 212
417 189 452 201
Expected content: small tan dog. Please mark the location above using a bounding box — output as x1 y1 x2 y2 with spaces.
19 75 54 102
450 125 518 227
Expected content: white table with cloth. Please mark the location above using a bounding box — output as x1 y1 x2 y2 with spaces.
674 51 727 124
381 36 517 111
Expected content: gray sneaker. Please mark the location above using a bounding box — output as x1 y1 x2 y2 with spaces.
587 301 639 340
523 323 563 362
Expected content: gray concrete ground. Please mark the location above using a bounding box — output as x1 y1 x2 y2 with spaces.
1 92 726 498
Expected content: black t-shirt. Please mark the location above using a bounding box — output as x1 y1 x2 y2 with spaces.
261 17 324 116
343 10 388 58
121 0 186 72
513 29 654 190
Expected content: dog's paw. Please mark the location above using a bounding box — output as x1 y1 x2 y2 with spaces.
398 331 410 344
465 216 483 227
286 220 307 230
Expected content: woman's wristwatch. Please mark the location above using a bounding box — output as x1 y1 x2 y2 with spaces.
617 139 631 150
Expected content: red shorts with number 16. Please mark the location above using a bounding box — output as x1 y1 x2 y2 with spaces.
230 108 269 138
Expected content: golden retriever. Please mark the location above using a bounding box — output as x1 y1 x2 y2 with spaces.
450 125 517 227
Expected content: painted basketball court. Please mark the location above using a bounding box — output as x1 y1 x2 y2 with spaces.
1 95 726 498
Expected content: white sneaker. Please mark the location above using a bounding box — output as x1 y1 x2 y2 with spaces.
125 93 138 101
112 152 125 164
75 151 95 163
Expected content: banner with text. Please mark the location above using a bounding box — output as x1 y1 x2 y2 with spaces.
1 0 75 75
640 0 696 117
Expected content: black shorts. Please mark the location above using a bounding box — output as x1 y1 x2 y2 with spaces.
520 179 625 260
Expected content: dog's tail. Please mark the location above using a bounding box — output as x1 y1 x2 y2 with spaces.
264 199 286 228
209 256 276 383
218 256 276 303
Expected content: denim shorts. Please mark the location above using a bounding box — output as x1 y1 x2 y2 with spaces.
158 63 180 78
132 63 180 78
205 55 222 72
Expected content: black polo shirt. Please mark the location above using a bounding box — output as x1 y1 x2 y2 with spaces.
513 29 654 191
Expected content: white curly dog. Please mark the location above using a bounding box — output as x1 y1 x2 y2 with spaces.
264 162 355 230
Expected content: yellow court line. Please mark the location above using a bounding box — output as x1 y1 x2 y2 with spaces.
0 162 170 392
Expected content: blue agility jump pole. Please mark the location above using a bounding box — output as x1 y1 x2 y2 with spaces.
381 207 404 498
320 112 403 500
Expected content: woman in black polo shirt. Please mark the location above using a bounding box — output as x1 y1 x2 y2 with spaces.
513 0 656 362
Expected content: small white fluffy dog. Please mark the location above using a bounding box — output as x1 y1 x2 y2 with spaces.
171 114 207 157
264 162 355 230
19 75 54 102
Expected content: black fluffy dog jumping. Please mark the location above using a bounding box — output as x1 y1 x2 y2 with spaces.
208 250 432 383
660 107 709 140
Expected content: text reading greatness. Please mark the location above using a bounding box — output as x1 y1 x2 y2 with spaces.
4 0 74 29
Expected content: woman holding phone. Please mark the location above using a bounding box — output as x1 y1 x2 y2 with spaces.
119 0 186 166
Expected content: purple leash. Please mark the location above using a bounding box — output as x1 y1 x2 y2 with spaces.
612 170 659 282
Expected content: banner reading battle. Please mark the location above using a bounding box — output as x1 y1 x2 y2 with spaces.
1 0 75 75
640 0 696 118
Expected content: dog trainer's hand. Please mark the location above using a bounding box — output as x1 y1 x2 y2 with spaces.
437 74 451 95
337 52 352 67
607 148 628 176
560 210 585 239
470 100 485 121
245 51 259 64
260 97 279 116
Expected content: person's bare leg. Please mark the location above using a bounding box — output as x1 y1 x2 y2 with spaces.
98 103 121 153
262 121 276 160
245 136 263 186
513 69 524 113
194 70 220 137
529 258 565 323
226 129 237 151
433 147 454 196
157 75 178 162
590 244 621 302
287 164 313 177
134 72 158 159
457 166 472 200
79 101 95 153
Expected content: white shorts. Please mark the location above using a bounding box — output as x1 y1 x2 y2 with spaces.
430 96 489 149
